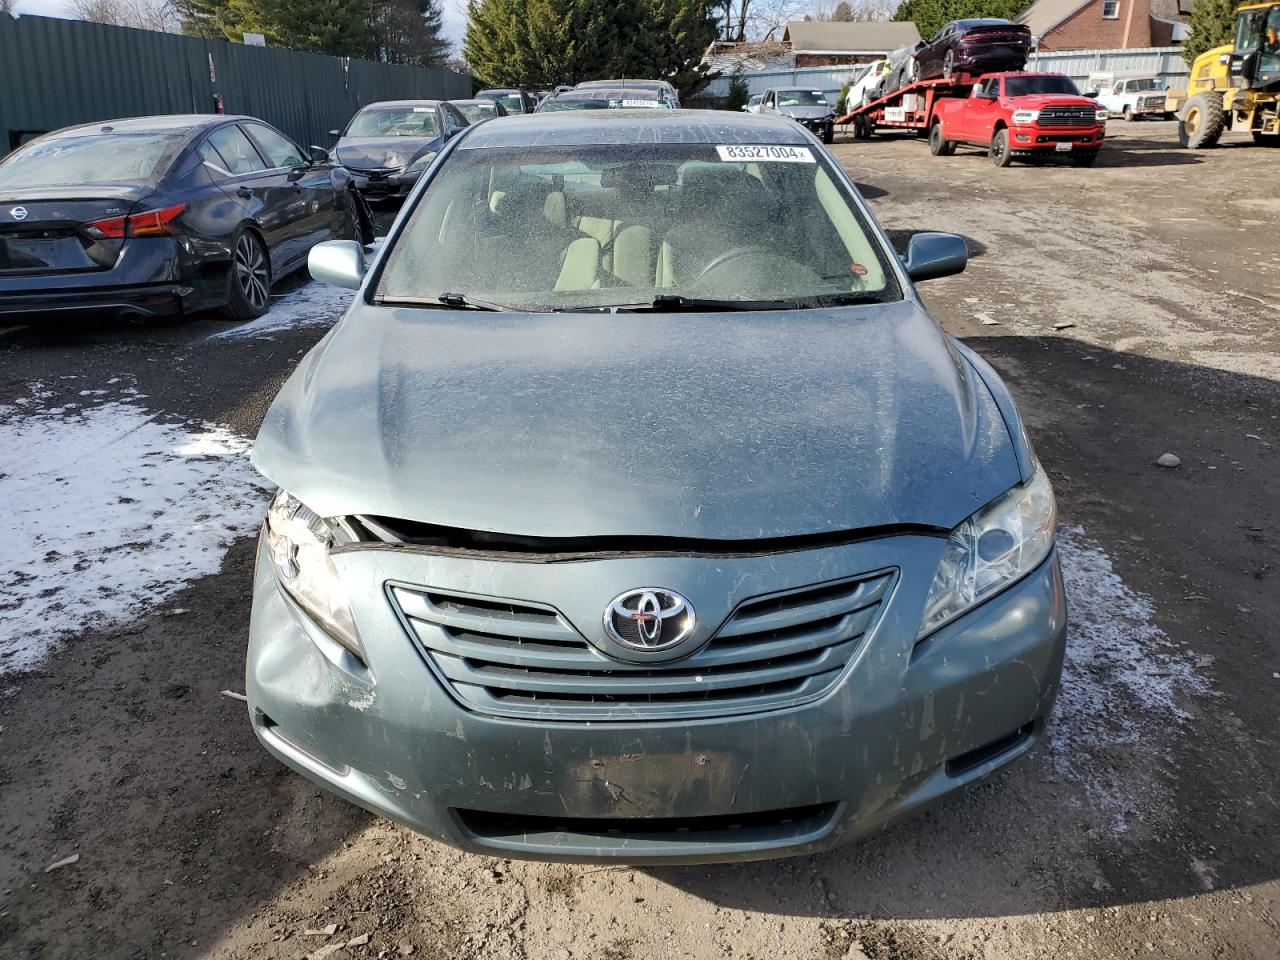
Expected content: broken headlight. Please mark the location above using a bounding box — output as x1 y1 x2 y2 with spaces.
919 465 1056 639
265 489 362 659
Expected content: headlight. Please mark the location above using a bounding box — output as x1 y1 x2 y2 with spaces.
1012 109 1038 124
265 489 362 660
404 151 438 175
1096 109 1109 122
919 465 1056 639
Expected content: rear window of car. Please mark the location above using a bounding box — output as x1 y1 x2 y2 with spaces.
0 132 184 188
374 142 898 312
346 106 441 138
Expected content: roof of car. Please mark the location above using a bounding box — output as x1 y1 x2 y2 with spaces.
49 114 248 137
359 100 443 109
477 88 525 95
460 109 810 149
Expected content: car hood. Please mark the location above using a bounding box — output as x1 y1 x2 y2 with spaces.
253 299 1021 540
334 137 440 171
780 105 834 119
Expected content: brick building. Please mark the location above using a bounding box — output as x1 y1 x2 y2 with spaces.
1018 0 1191 51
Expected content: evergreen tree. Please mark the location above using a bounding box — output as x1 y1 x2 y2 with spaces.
1183 0 1238 67
465 0 718 96
892 0 1029 41
177 0 448 63
832 1 854 21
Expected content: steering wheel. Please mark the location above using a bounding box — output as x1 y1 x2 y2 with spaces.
690 245 777 287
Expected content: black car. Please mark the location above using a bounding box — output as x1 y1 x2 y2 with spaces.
909 19 1033 82
447 98 510 124
476 88 538 115
0 115 366 323
330 100 469 202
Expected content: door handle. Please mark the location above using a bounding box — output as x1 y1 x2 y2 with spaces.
236 186 252 199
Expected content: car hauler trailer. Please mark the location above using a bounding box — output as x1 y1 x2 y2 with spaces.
836 77 973 140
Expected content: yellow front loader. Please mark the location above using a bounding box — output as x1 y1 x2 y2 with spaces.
1179 1 1280 147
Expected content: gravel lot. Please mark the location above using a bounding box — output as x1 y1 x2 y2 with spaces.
1 120 1276 960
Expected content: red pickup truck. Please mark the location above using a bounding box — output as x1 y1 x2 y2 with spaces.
929 72 1107 167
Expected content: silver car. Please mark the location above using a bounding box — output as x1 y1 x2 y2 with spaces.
247 110 1066 864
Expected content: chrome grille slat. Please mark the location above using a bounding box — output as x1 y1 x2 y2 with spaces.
717 578 887 637
391 571 893 722
432 640 859 697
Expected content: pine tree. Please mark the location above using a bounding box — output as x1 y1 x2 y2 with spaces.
1183 0 1238 67
465 0 718 96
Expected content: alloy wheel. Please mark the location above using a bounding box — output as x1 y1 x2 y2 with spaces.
943 51 953 79
234 234 269 311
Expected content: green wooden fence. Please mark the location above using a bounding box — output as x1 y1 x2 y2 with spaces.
0 14 475 155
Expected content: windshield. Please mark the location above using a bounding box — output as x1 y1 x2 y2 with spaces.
777 90 829 107
1005 75 1080 96
1127 78 1165 91
375 142 896 312
540 94 668 112
0 132 183 187
346 106 440 138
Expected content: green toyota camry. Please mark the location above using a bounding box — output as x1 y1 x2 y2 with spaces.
246 109 1066 863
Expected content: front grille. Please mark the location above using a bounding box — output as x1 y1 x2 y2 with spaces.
390 571 893 722
1036 106 1096 127
1140 96 1165 110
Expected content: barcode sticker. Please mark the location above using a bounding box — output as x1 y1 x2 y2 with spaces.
715 145 815 163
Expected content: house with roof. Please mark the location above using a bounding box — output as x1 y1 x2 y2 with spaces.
780 21 923 67
1017 0 1191 51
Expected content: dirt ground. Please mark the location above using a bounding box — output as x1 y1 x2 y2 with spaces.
1 120 1277 960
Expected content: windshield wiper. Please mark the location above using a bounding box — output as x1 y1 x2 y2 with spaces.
602 295 795 313
585 292 888 313
373 293 513 312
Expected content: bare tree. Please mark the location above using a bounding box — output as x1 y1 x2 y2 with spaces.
1 0 17 16
806 0 896 21
68 0 182 32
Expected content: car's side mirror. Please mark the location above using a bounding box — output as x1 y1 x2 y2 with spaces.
903 232 967 282
328 129 341 140
309 240 366 290
308 145 330 162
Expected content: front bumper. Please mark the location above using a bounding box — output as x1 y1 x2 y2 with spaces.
1010 124 1105 155
246 533 1067 864
345 169 421 199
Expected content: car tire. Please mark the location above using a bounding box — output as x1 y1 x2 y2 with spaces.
942 50 954 79
990 128 1013 167
928 121 955 156
908 58 920 83
1071 151 1098 167
221 228 271 321
1123 106 1133 121
854 114 874 140
1177 92 1225 148
822 124 834 144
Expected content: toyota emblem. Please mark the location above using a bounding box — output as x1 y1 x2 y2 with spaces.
9 206 29 222
604 588 695 651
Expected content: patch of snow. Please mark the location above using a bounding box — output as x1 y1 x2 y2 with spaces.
208 279 353 341
0 391 270 675
1050 526 1212 829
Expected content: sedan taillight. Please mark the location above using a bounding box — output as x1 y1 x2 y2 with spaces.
84 202 186 240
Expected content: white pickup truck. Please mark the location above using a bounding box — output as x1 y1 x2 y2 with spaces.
1088 74 1174 121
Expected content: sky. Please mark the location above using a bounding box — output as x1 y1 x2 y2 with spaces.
10 0 471 51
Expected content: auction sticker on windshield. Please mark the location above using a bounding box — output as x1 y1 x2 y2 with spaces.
715 145 815 163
